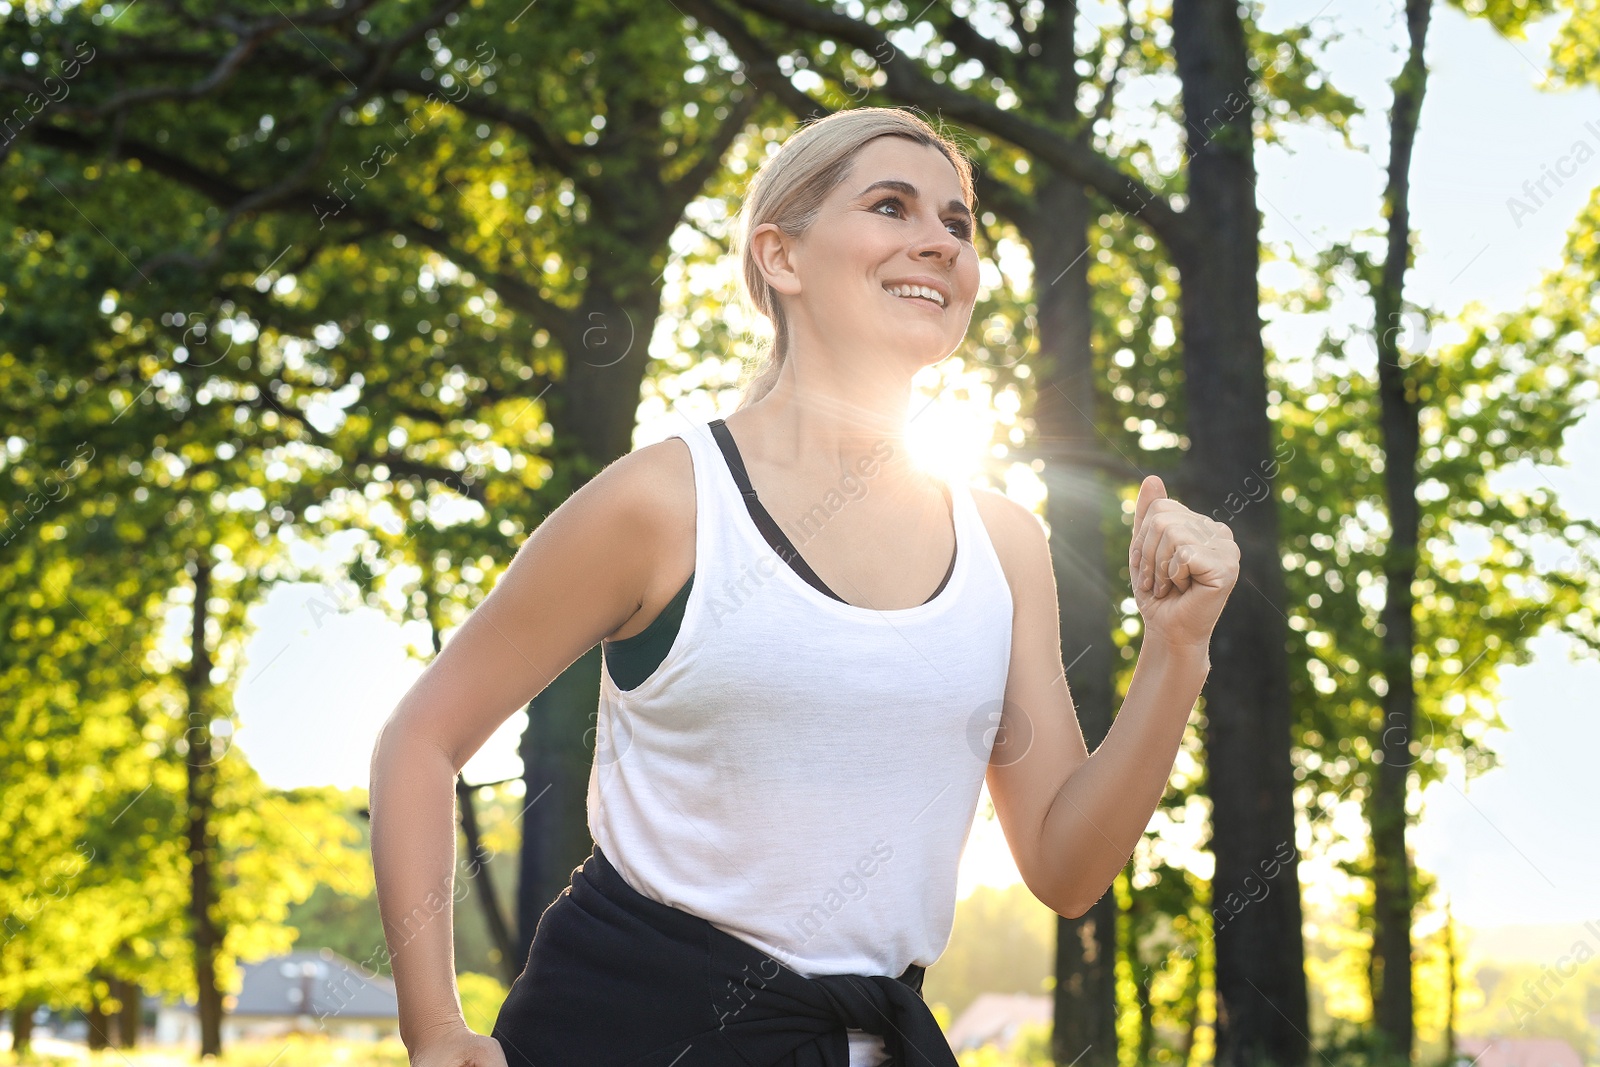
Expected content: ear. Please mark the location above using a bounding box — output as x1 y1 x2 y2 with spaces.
749 221 802 298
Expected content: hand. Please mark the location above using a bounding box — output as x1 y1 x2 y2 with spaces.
1128 475 1240 649
410 1022 509 1067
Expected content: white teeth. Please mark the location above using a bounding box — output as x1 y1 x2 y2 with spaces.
884 284 946 307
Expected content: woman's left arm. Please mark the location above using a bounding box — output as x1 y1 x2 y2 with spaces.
983 475 1239 918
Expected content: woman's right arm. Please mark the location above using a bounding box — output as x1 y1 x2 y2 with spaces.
367 439 687 1064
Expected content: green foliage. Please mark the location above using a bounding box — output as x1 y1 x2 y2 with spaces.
1550 4 1600 85
1272 191 1600 850
1445 0 1565 39
1 0 751 1043
0 1035 413 1066
283 881 389 979
0 529 183 1010
1311 1017 1421 1067
455 971 508 1036
1118 861 1210 1067
1245 11 1360 150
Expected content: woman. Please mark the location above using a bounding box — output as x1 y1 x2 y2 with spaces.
369 106 1239 1067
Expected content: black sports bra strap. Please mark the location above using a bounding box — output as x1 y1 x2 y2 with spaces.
706 419 954 607
710 419 847 603
707 418 757 499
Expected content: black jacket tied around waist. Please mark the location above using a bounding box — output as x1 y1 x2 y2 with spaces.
491 845 960 1067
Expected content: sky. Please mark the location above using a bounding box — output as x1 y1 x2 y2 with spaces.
228 1 1599 935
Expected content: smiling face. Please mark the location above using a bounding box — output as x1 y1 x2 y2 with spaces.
750 135 980 380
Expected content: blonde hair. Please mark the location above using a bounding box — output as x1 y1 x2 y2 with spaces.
731 107 976 410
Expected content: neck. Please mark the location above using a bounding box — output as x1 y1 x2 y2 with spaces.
738 351 927 486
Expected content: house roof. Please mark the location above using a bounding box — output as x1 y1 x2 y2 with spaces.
1456 1036 1584 1067
946 993 1052 1052
153 949 398 1020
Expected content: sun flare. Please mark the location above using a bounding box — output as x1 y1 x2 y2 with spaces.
904 384 995 486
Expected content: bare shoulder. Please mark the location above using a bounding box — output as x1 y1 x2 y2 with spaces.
584 433 696 637
968 484 1050 593
592 433 695 520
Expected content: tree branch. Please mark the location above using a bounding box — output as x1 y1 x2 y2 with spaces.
679 0 837 124
1003 0 1033 55
664 89 762 209
370 69 588 177
81 33 267 117
29 118 579 339
710 0 1190 246
31 124 247 204
926 6 1021 88
971 167 1036 232
352 452 490 505
1091 0 1139 132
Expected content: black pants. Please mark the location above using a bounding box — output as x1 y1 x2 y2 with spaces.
491 845 958 1067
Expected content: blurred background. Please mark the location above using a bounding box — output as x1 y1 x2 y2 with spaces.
2 0 1598 1063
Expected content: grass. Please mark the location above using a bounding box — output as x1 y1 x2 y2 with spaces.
0 1035 410 1067
6 1028 1054 1067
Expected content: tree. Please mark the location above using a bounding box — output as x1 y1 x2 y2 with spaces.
0 505 367 1055
1272 194 1600 1064
3 86 386 1051
1368 0 1433 1056
2 0 768 978
1266 1 1599 1057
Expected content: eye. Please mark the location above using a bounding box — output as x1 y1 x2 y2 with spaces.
871 196 909 222
872 196 973 240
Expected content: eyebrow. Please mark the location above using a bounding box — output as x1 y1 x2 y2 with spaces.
856 178 974 229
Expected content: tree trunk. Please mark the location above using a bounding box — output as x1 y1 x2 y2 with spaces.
1023 0 1131 1056
1028 166 1122 1067
1169 2 1309 1064
85 972 111 1051
1370 0 1432 1060
1053 894 1119 1067
457 774 519 984
513 290 653 966
1442 899 1455 1067
186 556 225 1057
114 977 142 1048
11 1002 36 1055
1136 967 1156 1066
515 645 605 970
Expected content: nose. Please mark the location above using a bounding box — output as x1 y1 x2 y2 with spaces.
916 224 960 266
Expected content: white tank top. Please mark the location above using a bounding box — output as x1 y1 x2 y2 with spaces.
586 417 1014 1062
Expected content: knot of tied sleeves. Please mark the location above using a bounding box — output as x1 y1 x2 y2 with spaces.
707 926 959 1066
492 845 961 1067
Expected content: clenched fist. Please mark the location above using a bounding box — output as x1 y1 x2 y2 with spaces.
1128 475 1240 649
409 1024 508 1067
